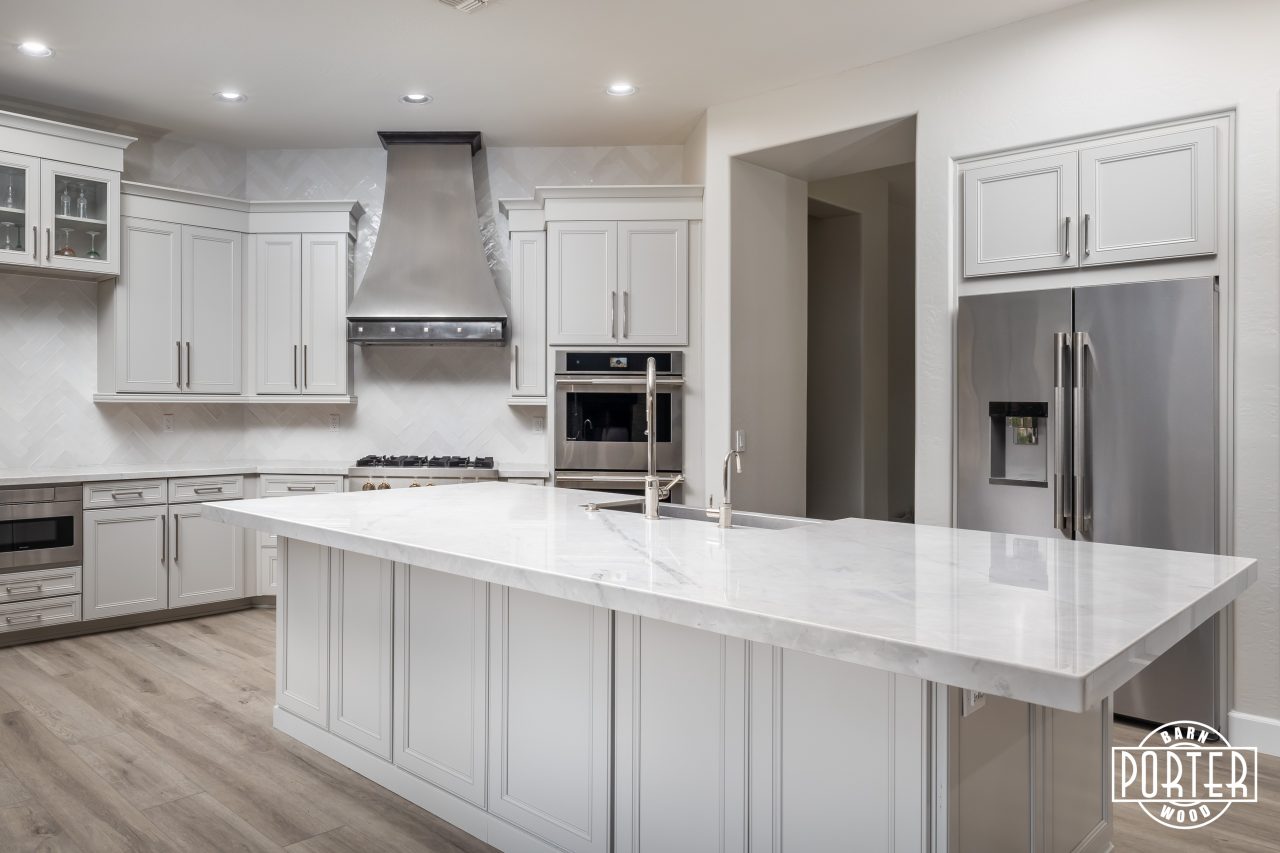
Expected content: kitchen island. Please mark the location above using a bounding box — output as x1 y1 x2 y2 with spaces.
204 482 1256 853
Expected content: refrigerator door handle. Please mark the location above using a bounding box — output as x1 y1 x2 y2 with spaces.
1053 332 1072 537
1073 331 1091 537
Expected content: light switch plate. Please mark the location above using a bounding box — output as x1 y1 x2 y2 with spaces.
962 688 987 717
735 429 747 452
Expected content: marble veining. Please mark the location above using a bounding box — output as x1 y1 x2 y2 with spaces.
202 482 1257 712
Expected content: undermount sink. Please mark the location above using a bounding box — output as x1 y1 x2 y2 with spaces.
598 501 818 530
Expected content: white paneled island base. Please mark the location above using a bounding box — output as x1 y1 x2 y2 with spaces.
204 484 1256 853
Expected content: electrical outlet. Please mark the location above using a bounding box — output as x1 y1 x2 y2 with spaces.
163 414 175 433
735 429 746 452
532 416 545 434
962 689 987 717
328 413 340 432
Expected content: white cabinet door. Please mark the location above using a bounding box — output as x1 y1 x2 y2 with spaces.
1079 125 1216 266
618 221 689 346
39 159 120 277
329 551 393 759
613 615 747 853
509 230 547 398
301 233 350 395
395 565 488 805
0 152 40 270
118 217 182 392
83 505 168 620
257 534 279 596
488 587 611 853
963 152 1078 277
167 505 243 608
182 226 242 394
255 233 303 394
548 221 618 345
277 537 329 726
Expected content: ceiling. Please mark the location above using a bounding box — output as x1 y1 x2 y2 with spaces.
0 0 1088 149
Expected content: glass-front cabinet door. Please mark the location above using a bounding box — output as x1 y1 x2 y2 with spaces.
0 152 40 269
39 160 119 276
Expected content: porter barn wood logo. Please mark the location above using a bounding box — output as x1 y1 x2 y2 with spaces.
1112 720 1257 829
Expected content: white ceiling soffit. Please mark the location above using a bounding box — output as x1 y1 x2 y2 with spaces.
739 116 917 182
0 0 1087 148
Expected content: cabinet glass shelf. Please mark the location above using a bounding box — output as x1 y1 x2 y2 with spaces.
54 213 107 226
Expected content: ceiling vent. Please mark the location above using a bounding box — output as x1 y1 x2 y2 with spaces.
437 0 490 11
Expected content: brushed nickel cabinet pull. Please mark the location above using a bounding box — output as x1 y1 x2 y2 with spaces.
1063 216 1072 260
4 584 42 595
185 342 192 388
293 344 298 388
4 613 43 625
111 490 144 500
173 516 179 562
1082 213 1091 258
303 344 308 389
176 341 182 388
623 290 630 338
286 484 316 492
193 486 223 495
32 226 37 261
45 228 50 262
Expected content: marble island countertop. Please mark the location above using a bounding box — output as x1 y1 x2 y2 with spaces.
202 482 1257 712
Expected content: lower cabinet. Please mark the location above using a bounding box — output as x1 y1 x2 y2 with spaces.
168 504 243 607
330 551 393 759
394 564 488 805
277 538 330 725
83 504 168 619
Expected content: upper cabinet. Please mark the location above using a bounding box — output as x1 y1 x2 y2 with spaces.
548 221 619 345
0 111 133 279
617 220 689 345
962 118 1221 277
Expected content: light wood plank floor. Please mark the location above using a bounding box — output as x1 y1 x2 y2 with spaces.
0 608 495 853
1 610 1276 852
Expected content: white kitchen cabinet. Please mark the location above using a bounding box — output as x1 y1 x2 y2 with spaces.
488 587 611 853
548 221 617 345
277 538 330 726
617 221 689 345
963 152 1078 277
167 504 243 608
329 550 393 759
40 160 121 277
509 230 547 399
116 218 183 392
83 504 168 620
0 152 40 270
613 615 747 853
256 233 351 395
1079 125 1216 266
254 475 345 596
395 565 488 805
182 226 242 393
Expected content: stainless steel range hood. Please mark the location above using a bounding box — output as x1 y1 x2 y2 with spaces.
347 131 507 345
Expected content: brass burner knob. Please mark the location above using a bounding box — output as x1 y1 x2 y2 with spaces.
376 481 390 490
361 481 375 491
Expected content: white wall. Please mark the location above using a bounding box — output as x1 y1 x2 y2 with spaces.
695 0 1280 730
729 159 808 516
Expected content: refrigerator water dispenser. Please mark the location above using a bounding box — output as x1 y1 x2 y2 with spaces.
988 401 1048 486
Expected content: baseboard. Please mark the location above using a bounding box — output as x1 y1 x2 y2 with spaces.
0 598 255 648
1228 709 1280 757
273 707 567 853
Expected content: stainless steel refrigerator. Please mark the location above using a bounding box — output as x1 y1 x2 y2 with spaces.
957 277 1220 727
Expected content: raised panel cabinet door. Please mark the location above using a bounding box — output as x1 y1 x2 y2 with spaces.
117 217 183 392
83 505 168 620
618 221 689 346
1079 125 1216 266
613 615 747 853
394 565 488 805
509 230 547 397
488 587 611 853
277 537 329 726
167 505 243 608
548 221 618 345
0 152 40 270
181 226 243 393
329 551 393 759
39 160 121 276
300 233 350 395
254 233 302 394
963 152 1078 277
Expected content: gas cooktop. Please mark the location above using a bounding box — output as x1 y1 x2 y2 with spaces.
354 455 495 470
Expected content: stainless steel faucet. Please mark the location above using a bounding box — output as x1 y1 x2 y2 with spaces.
707 447 743 528
643 357 683 518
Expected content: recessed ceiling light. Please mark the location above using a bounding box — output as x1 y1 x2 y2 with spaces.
16 41 53 58
606 82 637 97
214 90 247 103
401 93 433 104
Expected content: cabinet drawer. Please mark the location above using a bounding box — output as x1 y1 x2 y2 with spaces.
0 566 82 604
84 479 167 508
169 475 244 503
0 595 82 633
260 475 344 498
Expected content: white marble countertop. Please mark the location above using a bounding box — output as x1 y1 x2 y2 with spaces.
203 482 1257 712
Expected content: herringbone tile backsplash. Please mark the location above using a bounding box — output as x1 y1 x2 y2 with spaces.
1 140 683 469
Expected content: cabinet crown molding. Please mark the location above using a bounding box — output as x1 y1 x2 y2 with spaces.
0 109 136 150
122 182 364 237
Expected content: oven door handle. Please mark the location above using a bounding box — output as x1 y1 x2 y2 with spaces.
554 377 685 386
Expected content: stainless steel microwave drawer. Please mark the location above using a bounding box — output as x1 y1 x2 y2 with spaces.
83 479 168 508
0 565 82 604
0 594 81 632
169 475 245 504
